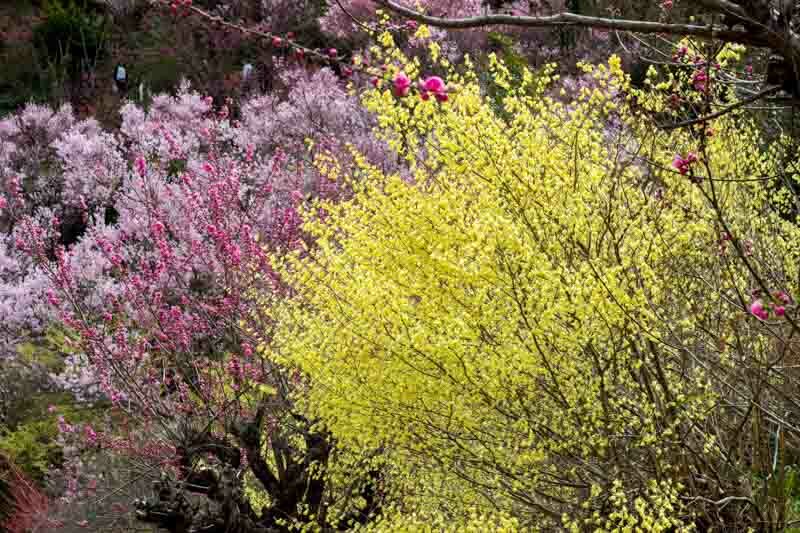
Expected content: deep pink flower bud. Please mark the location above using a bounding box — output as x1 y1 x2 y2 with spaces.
775 290 791 304
750 299 768 320
135 156 146 176
328 48 338 58
672 152 697 175
272 36 282 47
46 289 60 307
775 305 786 317
422 76 445 93
393 72 411 97
371 77 380 87
405 20 418 31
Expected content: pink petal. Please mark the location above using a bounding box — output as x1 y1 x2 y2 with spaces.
423 76 445 93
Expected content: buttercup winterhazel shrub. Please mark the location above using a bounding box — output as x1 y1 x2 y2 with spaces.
272 42 800 529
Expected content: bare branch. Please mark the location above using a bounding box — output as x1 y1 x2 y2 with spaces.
695 0 749 20
661 85 782 130
372 0 766 46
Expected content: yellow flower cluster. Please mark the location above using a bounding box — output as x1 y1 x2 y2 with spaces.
264 40 799 529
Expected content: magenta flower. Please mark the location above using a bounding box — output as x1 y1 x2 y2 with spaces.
775 306 786 317
774 290 791 304
422 76 445 93
84 424 98 445
750 299 769 321
135 155 146 176
673 46 688 60
419 76 448 103
242 343 253 357
328 48 338 58
393 72 411 97
692 69 709 92
672 152 697 175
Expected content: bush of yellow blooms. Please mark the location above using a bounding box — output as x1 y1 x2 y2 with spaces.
265 34 800 531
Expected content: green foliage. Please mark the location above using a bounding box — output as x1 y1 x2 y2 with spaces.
0 399 101 484
0 3 49 113
33 0 108 78
483 32 535 118
16 326 78 375
0 419 62 484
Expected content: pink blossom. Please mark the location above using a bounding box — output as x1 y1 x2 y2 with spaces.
84 424 98 445
46 289 60 307
393 72 411 97
672 152 697 175
750 299 769 321
135 156 146 177
774 291 791 304
692 69 709 92
327 48 338 58
420 76 449 102
422 76 445 93
57 415 73 434
775 306 786 317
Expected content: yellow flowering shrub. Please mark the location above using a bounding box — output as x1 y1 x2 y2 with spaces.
267 44 800 529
